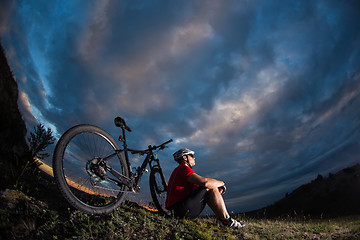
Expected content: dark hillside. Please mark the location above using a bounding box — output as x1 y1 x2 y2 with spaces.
248 164 360 218
0 42 32 190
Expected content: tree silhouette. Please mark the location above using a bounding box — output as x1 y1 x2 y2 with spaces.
28 123 55 159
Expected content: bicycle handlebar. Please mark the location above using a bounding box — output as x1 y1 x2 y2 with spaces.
128 139 173 155
155 139 173 149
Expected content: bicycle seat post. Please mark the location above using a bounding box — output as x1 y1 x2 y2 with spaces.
121 128 127 148
121 127 131 170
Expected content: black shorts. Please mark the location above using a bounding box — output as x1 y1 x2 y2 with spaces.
170 187 208 219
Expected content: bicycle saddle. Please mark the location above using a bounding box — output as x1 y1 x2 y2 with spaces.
114 116 132 132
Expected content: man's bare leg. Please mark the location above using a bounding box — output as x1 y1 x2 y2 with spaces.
206 188 230 221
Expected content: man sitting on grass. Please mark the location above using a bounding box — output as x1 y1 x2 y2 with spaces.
165 148 245 228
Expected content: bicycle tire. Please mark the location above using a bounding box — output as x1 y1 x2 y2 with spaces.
149 167 169 215
53 124 129 214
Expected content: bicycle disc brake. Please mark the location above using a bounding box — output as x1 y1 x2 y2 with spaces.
86 158 107 183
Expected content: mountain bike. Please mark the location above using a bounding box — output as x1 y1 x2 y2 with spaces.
53 116 172 215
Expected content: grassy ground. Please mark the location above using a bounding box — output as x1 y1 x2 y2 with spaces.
1 188 359 240
239 216 360 240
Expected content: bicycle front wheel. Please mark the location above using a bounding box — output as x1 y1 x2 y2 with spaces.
53 124 129 214
149 167 169 215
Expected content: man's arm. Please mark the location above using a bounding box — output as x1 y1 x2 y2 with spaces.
187 173 224 190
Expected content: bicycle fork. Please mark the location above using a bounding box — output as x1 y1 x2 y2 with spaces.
149 158 167 193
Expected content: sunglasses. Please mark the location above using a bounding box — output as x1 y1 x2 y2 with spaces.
187 154 195 158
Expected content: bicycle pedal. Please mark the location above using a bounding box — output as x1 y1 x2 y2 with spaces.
143 169 149 173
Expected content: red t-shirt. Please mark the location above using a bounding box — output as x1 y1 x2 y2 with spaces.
165 164 198 209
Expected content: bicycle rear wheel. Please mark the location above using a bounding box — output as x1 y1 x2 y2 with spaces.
53 124 129 214
149 167 169 215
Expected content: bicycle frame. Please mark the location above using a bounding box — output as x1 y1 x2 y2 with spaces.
104 125 171 193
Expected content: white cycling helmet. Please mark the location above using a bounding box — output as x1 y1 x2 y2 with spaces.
173 148 195 160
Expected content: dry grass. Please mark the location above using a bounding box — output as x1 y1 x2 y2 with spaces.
1 189 359 240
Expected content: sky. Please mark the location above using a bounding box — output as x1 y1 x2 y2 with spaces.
1 0 360 213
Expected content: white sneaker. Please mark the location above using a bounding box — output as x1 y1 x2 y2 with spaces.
221 218 246 228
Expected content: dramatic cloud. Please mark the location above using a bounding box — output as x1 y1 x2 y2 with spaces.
1 0 360 212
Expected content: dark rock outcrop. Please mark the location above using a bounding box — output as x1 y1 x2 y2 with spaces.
0 42 31 190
